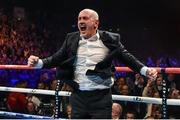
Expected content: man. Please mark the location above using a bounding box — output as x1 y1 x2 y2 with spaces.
112 102 123 119
124 111 136 120
28 8 157 119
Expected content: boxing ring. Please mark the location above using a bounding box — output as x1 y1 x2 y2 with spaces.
0 65 180 119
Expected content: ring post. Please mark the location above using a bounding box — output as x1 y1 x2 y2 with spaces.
54 79 61 118
161 68 167 119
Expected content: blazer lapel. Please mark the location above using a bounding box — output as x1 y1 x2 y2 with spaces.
99 30 117 51
71 32 81 56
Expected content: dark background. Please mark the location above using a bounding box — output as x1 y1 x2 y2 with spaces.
1 0 180 61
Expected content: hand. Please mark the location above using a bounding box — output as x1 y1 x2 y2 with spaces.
135 73 141 80
147 78 154 87
146 68 157 81
172 89 180 99
28 55 39 67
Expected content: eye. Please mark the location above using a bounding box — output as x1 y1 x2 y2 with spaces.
83 17 88 20
78 17 81 21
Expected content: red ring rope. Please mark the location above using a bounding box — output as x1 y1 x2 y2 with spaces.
0 65 38 70
0 65 180 73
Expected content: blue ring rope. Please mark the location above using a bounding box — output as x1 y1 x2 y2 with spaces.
0 111 52 119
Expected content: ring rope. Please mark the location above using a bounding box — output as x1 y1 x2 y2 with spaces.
0 111 52 119
115 67 180 74
1 65 180 73
0 86 179 106
0 86 71 96
0 65 39 70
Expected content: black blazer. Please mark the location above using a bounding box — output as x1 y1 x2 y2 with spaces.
42 30 145 89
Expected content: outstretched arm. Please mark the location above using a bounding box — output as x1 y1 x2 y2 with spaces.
115 34 157 80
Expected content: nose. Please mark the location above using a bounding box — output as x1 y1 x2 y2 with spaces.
78 20 85 24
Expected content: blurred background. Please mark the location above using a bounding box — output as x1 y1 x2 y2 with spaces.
0 0 180 60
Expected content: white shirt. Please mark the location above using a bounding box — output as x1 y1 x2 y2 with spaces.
74 32 114 90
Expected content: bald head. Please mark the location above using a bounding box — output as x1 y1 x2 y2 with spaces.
112 102 123 119
78 8 99 38
79 9 99 21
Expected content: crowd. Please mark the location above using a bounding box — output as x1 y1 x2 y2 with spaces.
0 6 180 119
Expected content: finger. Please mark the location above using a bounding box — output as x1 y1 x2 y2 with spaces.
29 55 39 60
28 58 34 63
149 69 157 77
27 61 33 66
148 75 156 81
28 56 39 64
149 70 156 76
28 60 36 66
28 60 35 66
28 58 37 66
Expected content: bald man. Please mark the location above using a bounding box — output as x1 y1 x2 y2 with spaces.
28 8 157 119
112 102 123 119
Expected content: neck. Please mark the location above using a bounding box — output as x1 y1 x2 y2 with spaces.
81 30 97 39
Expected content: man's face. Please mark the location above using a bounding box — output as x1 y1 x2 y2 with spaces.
156 76 162 86
168 73 175 81
126 113 135 120
27 102 35 112
121 85 129 95
112 104 121 119
78 10 99 38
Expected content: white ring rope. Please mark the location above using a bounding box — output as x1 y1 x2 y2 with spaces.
0 86 71 96
0 86 179 106
112 95 180 106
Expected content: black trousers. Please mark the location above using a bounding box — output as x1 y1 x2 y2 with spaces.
70 88 112 119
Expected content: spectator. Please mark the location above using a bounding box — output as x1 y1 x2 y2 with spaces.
166 73 176 91
133 73 147 118
167 88 180 118
124 110 136 120
66 104 72 119
6 81 27 113
112 102 123 120
26 101 37 115
133 73 146 96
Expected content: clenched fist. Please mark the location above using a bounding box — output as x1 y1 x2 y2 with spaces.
28 55 39 67
146 68 158 81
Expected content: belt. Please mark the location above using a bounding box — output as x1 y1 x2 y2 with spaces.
75 88 111 94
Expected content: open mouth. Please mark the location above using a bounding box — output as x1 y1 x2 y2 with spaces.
81 26 86 31
79 25 87 31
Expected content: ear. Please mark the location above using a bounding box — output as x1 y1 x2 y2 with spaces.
94 20 99 29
